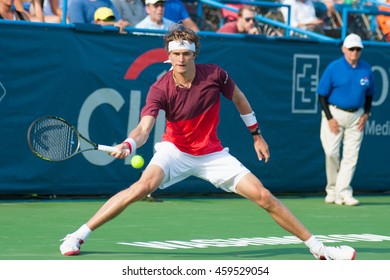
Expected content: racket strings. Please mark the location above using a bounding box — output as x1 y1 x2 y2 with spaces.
30 118 79 160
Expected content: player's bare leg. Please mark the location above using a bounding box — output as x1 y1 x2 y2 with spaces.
60 165 164 255
235 173 356 260
86 165 164 230
235 173 312 240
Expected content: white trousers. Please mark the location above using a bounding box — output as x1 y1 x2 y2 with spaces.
320 106 364 200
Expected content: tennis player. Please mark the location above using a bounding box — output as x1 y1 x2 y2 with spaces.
60 24 356 260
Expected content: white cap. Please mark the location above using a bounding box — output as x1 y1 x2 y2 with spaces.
145 0 164 4
343 33 364 49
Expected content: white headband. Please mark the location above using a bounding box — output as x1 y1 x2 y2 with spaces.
168 40 196 52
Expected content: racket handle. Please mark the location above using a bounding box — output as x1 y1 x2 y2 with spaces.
97 145 118 153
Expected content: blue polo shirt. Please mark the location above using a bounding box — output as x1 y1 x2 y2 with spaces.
317 57 376 110
164 0 190 23
68 0 121 24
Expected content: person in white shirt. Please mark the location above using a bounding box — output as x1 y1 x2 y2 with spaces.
281 0 324 35
135 0 174 31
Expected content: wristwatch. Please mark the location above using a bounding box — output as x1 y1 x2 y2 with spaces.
251 128 261 136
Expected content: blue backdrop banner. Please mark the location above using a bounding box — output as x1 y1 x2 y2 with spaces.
0 24 389 195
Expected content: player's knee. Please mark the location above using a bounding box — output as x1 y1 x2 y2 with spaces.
256 188 276 210
128 181 153 200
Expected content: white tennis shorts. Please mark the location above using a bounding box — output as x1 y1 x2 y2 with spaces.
149 141 250 193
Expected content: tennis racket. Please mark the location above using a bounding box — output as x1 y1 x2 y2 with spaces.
27 116 118 161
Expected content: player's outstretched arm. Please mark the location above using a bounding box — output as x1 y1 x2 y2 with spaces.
112 116 156 159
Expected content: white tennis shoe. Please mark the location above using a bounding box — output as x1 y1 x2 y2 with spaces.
325 195 335 204
335 197 360 206
311 245 356 260
60 234 84 256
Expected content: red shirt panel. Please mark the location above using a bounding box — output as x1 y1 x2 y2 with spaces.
217 21 239 33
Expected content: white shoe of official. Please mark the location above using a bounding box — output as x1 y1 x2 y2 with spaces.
311 245 356 260
335 197 360 206
325 195 335 204
60 234 84 256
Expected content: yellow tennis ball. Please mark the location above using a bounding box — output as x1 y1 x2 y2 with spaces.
131 155 144 169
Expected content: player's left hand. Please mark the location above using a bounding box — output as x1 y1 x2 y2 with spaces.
254 135 270 163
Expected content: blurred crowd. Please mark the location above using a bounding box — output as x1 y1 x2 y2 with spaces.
1 0 390 41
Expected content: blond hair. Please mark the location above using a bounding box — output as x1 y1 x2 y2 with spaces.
163 24 200 56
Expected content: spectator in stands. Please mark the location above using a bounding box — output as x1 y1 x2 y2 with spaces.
221 3 243 23
0 0 30 20
281 0 324 35
94 6 115 24
319 0 346 27
164 0 199 31
111 0 146 26
377 0 390 41
321 0 343 15
43 0 65 23
94 6 127 33
217 5 259 34
136 0 175 30
14 0 42 21
68 0 128 27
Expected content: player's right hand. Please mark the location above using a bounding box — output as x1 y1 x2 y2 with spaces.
110 143 130 159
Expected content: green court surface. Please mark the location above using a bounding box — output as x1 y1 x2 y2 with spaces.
0 194 389 260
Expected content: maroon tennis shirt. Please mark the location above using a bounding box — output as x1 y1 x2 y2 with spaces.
141 64 236 155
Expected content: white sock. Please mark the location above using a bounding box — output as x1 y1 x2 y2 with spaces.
304 235 325 255
73 224 92 241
